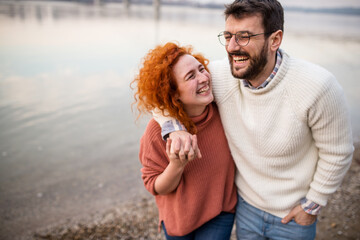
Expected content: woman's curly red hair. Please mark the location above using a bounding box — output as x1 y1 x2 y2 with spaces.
132 42 209 134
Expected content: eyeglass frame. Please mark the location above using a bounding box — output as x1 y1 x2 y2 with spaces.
217 31 272 47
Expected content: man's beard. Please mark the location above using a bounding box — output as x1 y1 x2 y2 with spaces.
228 42 268 80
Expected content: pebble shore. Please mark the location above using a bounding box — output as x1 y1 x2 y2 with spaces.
34 146 360 240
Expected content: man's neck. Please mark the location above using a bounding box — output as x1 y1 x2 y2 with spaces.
247 52 277 88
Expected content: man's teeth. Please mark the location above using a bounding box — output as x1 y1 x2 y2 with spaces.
197 85 209 93
233 56 248 62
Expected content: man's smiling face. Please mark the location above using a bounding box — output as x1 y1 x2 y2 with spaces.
225 14 270 82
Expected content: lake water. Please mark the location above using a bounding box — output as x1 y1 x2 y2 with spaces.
0 1 360 239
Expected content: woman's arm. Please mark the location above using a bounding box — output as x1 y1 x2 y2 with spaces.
154 138 195 195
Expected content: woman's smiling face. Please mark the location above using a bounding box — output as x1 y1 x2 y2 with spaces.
172 54 213 117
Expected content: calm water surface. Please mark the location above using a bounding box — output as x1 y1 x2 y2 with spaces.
0 1 359 239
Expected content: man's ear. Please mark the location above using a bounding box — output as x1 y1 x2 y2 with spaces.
270 30 283 51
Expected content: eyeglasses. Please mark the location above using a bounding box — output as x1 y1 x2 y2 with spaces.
217 31 268 47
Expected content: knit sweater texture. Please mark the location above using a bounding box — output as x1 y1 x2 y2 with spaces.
208 49 353 218
139 103 237 236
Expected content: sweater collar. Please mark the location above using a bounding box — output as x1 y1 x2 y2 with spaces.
191 103 214 126
240 49 289 94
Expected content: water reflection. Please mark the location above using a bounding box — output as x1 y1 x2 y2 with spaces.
1 0 168 22
2 0 360 39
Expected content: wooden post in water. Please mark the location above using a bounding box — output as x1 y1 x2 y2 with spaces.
124 0 130 10
154 0 160 20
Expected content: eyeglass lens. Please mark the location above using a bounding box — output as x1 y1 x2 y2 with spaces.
219 32 250 46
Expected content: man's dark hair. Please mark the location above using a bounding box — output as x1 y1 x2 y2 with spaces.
224 0 284 37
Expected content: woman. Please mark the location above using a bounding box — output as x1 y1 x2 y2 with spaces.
132 42 237 240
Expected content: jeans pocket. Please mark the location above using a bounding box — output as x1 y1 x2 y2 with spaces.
284 219 317 240
289 218 317 228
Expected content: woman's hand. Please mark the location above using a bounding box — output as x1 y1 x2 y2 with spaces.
153 136 198 195
169 131 202 161
166 137 193 168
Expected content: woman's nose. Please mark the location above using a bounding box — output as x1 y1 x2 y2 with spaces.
198 71 209 83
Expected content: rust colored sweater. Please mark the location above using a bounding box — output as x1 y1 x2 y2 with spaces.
139 103 237 236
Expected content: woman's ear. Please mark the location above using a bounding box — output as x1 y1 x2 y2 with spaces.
174 92 180 101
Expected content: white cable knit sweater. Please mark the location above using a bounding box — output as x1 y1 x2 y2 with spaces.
153 49 354 218
209 49 353 217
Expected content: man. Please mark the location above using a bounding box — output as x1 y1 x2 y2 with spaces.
153 0 354 239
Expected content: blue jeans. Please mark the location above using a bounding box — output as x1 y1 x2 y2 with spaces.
236 195 317 240
162 211 235 240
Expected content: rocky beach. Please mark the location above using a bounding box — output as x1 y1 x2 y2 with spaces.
33 146 360 240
